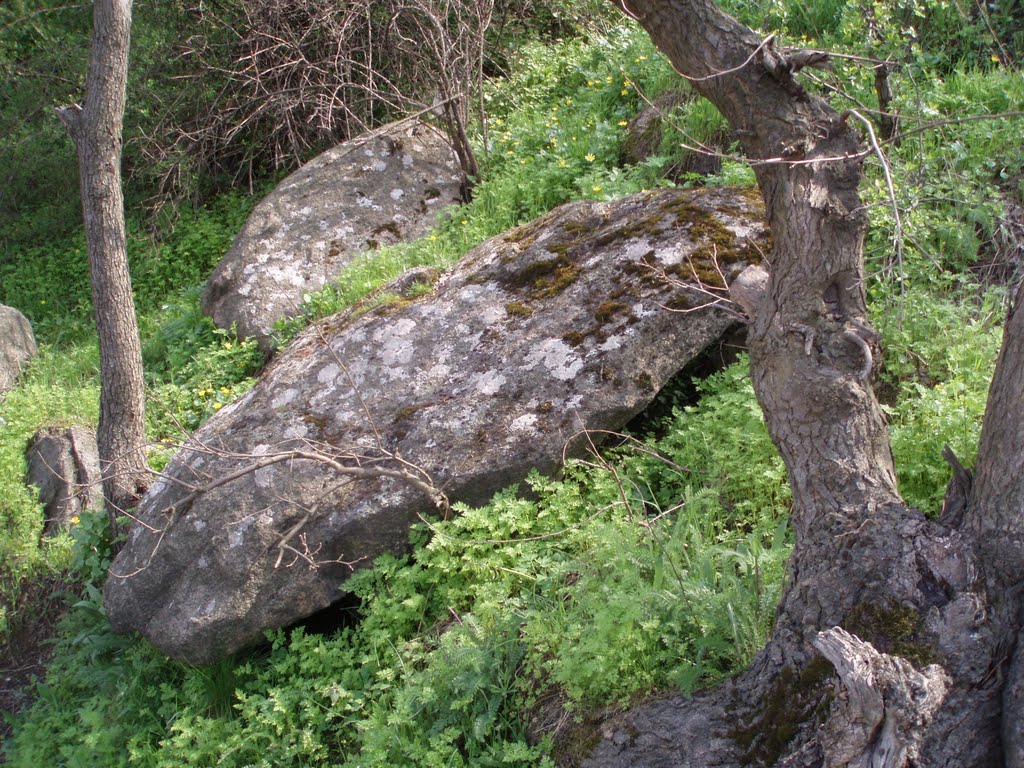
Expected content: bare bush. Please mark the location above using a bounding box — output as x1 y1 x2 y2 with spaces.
139 0 493 203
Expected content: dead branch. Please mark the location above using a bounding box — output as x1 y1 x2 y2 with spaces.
814 627 949 768
636 244 752 321
137 0 494 201
108 440 448 581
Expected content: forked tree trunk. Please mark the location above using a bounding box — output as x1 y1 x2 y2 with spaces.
57 0 147 535
578 1 1023 766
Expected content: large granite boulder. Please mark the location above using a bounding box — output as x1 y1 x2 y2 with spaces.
26 425 104 535
0 305 37 395
202 119 464 346
106 187 769 664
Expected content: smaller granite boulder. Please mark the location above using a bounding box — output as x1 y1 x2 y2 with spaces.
202 119 465 345
26 425 104 535
622 90 691 166
0 305 38 395
623 91 730 181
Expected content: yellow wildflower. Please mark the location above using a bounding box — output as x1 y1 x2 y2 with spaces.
585 153 596 162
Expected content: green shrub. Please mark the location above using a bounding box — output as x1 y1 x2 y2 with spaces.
874 287 1003 511
0 235 94 345
131 191 259 312
6 354 794 766
147 331 264 439
0 190 258 348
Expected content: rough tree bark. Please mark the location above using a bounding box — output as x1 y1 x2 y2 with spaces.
577 1 1023 766
57 0 148 535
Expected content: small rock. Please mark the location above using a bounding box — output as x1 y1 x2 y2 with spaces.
622 90 691 167
0 305 38 395
26 425 104 535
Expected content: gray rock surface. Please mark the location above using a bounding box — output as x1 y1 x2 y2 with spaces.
106 187 769 664
0 305 38 395
26 425 103 535
202 119 465 345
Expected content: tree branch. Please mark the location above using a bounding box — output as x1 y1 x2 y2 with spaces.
54 103 83 139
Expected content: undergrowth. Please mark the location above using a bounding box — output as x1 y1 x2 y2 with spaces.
0 3 1021 764
4 360 790 767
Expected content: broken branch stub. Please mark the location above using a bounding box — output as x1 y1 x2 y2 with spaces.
813 627 949 768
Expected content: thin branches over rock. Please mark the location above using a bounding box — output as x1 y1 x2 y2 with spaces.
103 187 768 665
109 435 447 581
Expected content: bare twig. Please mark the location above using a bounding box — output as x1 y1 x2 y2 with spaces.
108 441 447 580
136 0 494 201
0 3 90 34
847 108 906 324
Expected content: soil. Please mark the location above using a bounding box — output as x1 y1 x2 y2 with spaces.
0 577 75 760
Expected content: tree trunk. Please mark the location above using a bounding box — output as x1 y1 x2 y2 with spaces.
966 285 1024 765
57 0 147 536
577 1 1022 765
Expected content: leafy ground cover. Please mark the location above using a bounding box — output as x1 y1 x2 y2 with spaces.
1 2 1022 763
